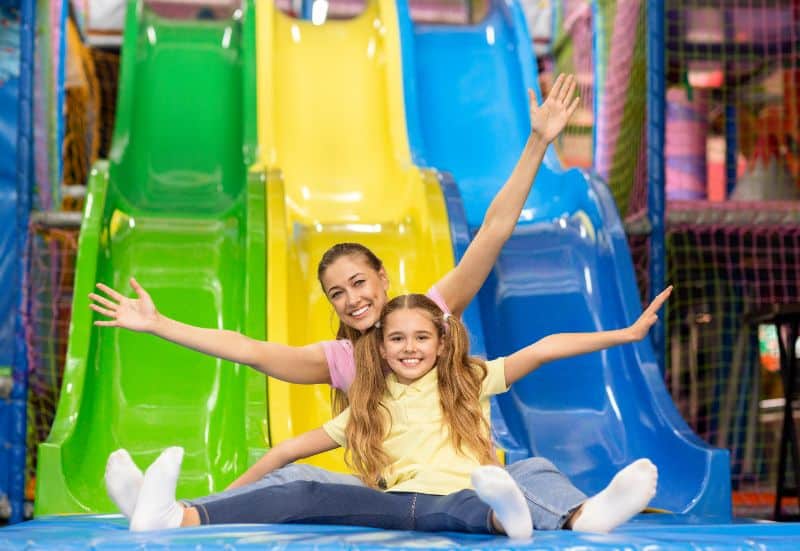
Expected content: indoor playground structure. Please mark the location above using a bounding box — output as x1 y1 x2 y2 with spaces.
2 0 800 548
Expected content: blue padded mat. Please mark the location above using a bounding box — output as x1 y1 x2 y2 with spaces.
2 514 800 550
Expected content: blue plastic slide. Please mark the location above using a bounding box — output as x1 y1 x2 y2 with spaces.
399 0 731 518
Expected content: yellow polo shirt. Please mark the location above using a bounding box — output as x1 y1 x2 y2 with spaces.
322 358 508 495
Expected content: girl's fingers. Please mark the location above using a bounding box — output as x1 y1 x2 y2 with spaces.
89 303 117 318
94 320 119 327
96 283 124 301
88 292 117 310
646 287 673 313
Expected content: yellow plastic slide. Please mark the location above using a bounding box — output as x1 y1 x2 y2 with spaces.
256 0 455 472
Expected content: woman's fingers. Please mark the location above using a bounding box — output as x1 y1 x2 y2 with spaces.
129 277 148 298
558 75 575 104
567 95 580 117
549 73 565 101
88 292 117 310
96 282 124 301
565 77 577 105
90 303 117 318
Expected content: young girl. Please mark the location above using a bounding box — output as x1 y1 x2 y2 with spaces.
108 290 670 536
95 75 584 508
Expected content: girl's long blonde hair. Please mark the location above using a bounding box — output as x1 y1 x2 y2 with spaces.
348 294 496 488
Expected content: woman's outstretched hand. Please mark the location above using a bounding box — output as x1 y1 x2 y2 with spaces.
89 277 159 332
529 73 580 143
627 286 673 342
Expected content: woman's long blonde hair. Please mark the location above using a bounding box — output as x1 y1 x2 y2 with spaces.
348 294 496 488
317 243 385 415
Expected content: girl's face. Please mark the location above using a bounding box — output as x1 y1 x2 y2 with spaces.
320 254 390 333
379 308 443 385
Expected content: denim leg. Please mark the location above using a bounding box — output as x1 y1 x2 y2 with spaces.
412 490 495 534
195 481 417 528
194 481 495 535
506 457 587 530
187 464 365 506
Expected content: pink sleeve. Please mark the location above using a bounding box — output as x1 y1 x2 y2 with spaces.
426 286 452 315
321 339 356 391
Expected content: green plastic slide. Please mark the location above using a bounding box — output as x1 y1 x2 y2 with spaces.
35 0 268 514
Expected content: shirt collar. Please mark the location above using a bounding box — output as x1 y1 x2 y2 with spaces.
386 366 439 399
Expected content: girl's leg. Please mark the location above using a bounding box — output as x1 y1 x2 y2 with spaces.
193 481 416 527
105 449 144 518
195 481 496 535
470 465 533 538
105 453 364 520
130 447 186 531
187 464 364 507
134 451 498 534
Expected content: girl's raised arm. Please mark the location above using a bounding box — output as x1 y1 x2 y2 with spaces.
89 277 331 384
435 74 580 317
226 428 340 490
503 287 673 386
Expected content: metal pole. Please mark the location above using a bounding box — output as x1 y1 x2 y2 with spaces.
647 0 666 373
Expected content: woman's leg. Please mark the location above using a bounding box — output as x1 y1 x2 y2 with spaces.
506 456 658 533
568 458 658 533
505 457 587 530
187 464 364 507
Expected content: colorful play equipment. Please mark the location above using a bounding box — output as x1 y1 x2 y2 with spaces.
34 0 269 512
0 0 35 525
3 0 800 548
403 0 730 518
256 0 456 474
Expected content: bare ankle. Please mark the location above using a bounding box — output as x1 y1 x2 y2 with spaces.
564 504 584 530
181 506 200 527
490 511 506 535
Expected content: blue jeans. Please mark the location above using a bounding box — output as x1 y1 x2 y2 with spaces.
188 458 586 530
192 481 495 533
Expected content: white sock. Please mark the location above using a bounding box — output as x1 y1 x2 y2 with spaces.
105 449 143 518
129 447 185 532
471 465 533 539
571 458 658 534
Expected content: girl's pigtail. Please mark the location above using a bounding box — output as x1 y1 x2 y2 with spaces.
347 327 391 487
437 314 496 466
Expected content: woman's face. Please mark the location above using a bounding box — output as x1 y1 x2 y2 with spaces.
320 254 390 332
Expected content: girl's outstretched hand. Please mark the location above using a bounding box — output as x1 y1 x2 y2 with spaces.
529 73 580 143
89 277 159 332
627 286 673 342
